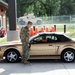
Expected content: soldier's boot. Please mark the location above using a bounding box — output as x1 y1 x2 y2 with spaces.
24 60 30 64
21 56 24 63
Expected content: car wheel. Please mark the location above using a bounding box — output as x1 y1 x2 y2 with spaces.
61 49 75 62
5 50 19 63
36 20 42 25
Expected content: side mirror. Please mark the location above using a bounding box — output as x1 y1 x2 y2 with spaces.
30 40 36 44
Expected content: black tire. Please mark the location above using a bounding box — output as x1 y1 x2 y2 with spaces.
5 50 19 63
36 20 42 25
61 49 75 62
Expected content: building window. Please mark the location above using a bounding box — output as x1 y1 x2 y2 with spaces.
1 9 3 12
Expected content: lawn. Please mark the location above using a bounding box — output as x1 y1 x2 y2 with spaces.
0 37 7 43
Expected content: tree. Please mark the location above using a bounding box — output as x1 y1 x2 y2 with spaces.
3 0 75 17
59 0 75 15
40 0 60 16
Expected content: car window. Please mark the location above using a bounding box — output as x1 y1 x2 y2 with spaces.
31 35 47 44
30 34 61 44
46 35 60 42
31 36 42 44
57 35 72 42
34 36 42 41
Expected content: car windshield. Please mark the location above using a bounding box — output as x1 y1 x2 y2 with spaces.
29 34 39 41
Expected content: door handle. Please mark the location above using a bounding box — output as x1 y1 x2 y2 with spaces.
49 45 52 46
56 46 59 47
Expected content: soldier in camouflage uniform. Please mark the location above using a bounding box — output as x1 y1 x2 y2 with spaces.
20 21 32 64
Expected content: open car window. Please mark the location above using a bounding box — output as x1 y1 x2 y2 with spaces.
34 36 42 42
30 34 48 44
30 35 43 44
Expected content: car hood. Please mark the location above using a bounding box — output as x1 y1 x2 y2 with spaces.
0 41 22 47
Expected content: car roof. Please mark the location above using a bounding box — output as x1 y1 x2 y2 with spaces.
29 32 64 41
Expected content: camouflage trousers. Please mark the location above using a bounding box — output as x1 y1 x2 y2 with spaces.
22 43 30 61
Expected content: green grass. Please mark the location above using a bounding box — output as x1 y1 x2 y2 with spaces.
0 37 7 43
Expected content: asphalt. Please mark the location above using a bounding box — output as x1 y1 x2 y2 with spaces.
0 59 75 75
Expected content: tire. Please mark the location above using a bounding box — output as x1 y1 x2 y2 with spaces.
5 50 19 63
61 49 75 62
36 20 42 25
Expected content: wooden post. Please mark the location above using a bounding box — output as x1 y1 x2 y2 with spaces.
7 0 19 41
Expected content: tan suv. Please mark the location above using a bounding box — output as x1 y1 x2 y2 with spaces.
0 32 75 63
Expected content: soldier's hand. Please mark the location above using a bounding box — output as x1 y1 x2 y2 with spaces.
28 44 29 47
28 44 31 48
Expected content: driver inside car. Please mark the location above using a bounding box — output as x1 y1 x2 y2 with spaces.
42 36 47 43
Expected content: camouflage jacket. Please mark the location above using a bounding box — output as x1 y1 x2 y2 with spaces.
20 26 29 44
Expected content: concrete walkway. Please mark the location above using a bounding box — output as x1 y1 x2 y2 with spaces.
0 60 75 75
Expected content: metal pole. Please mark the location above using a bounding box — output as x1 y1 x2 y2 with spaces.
64 25 66 33
7 0 19 41
54 25 56 31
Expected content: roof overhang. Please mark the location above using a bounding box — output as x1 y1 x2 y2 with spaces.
0 0 8 8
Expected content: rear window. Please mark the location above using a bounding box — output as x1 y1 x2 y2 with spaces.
58 35 72 42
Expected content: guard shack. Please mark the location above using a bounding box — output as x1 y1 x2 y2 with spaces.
0 1 8 30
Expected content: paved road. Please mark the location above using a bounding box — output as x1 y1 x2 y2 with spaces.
0 59 75 75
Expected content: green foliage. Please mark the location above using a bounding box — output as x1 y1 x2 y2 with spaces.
59 0 75 15
3 0 75 17
17 0 60 17
0 37 7 43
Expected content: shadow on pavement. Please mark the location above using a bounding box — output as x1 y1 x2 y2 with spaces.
0 59 75 63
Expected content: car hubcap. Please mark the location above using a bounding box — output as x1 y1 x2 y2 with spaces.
7 51 17 62
64 51 74 62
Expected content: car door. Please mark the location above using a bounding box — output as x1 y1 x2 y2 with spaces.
30 34 56 55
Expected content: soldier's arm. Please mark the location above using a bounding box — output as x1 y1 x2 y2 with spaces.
20 27 24 42
24 29 29 44
20 28 22 39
